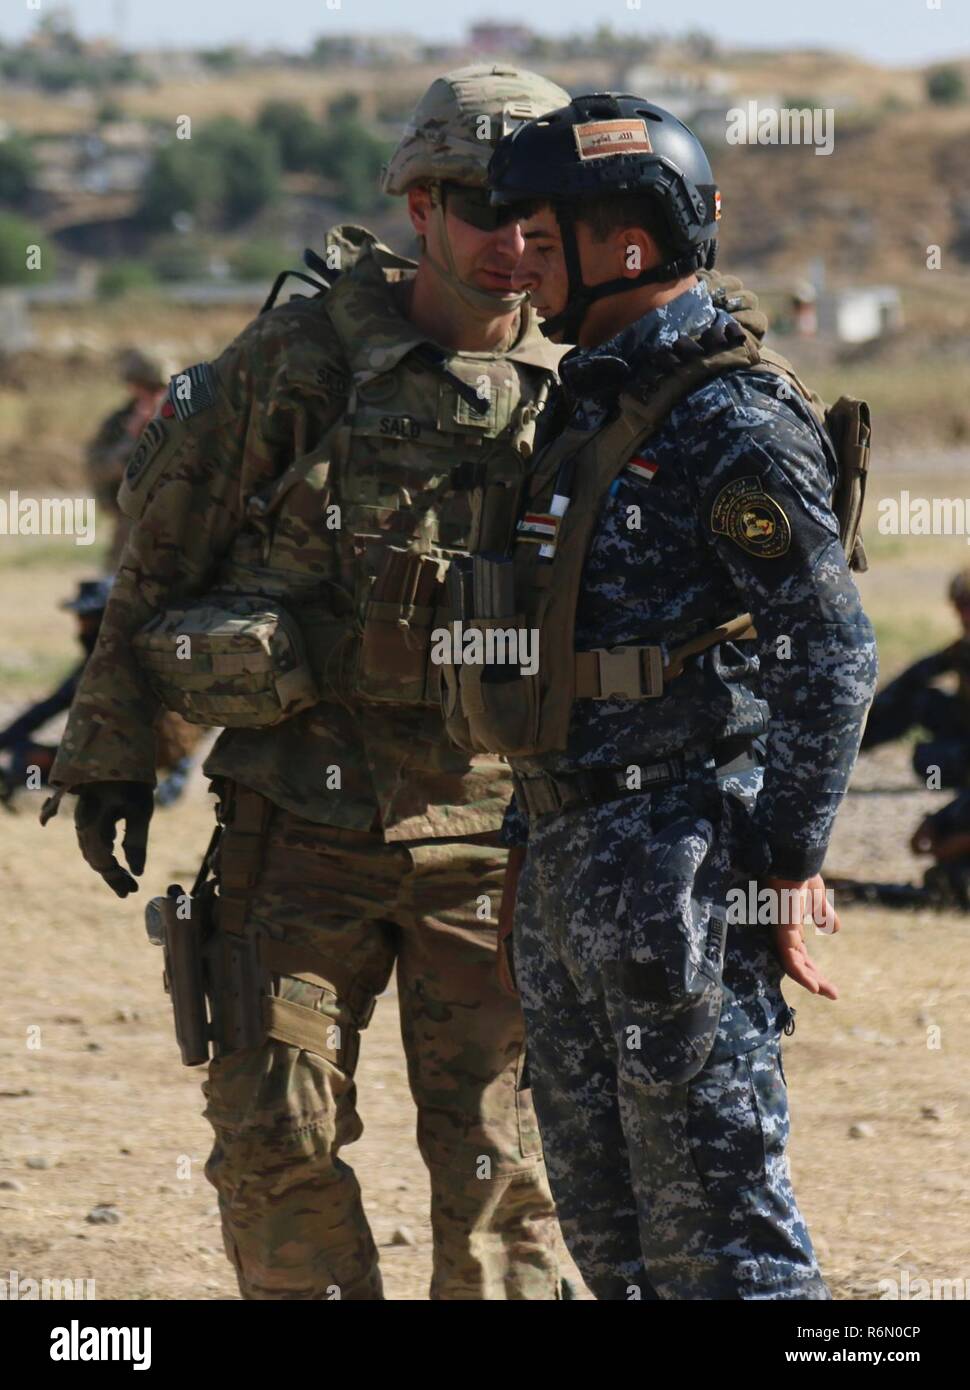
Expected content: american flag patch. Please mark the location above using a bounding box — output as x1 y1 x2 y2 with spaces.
517 512 559 541
168 362 216 422
624 455 659 484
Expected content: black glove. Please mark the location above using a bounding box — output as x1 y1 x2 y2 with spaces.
74 781 154 898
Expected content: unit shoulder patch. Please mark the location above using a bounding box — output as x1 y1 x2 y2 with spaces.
124 419 166 488
711 475 792 558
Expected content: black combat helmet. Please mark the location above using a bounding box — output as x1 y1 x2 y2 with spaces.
60 577 113 615
488 93 721 340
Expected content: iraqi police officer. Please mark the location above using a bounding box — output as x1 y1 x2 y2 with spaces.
45 65 572 1300
860 566 970 786
444 93 878 1298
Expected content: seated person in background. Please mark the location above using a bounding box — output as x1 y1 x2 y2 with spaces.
860 567 970 787
0 579 197 809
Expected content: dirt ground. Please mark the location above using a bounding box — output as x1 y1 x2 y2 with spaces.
1 462 969 1301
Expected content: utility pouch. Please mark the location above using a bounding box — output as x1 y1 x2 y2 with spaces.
133 593 320 727
455 615 538 756
354 546 447 705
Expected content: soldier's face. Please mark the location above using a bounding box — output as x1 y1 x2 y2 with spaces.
408 184 525 296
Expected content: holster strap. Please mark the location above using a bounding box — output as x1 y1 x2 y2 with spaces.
515 737 759 820
259 936 377 1028
573 614 757 699
263 995 361 1074
516 757 686 819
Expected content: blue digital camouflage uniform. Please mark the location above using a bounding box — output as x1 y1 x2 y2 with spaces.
506 281 878 1299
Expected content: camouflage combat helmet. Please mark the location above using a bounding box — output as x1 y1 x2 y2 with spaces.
381 63 570 194
949 567 970 605
381 64 569 317
119 348 169 390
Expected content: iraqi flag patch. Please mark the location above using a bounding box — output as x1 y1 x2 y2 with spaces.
517 512 559 541
624 455 659 484
573 118 653 161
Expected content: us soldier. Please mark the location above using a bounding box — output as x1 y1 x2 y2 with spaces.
0 579 191 808
444 94 878 1298
43 66 571 1300
86 349 170 570
859 566 970 787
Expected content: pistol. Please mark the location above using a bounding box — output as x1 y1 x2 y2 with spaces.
145 883 210 1066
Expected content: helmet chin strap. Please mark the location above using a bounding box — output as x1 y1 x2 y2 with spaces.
422 199 527 321
538 206 712 342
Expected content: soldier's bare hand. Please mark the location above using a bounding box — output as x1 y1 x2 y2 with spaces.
764 874 839 1001
74 781 154 898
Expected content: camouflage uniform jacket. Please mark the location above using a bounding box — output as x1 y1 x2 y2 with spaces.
505 282 878 879
51 235 564 840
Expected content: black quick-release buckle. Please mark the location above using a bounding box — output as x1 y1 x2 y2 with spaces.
515 757 688 821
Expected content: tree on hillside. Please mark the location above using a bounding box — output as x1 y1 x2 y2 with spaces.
0 136 37 205
138 143 224 229
198 119 281 224
926 66 966 105
256 101 323 171
316 118 389 214
0 214 54 285
138 120 280 230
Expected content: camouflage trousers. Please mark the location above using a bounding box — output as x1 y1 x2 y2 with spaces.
513 769 830 1300
201 785 560 1300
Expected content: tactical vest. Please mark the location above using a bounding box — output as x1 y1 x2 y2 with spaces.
442 315 871 760
136 241 562 727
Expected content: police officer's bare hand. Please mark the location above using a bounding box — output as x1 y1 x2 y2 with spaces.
911 816 937 855
765 874 839 1001
74 781 154 898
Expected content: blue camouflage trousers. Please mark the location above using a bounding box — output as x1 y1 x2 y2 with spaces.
513 766 830 1300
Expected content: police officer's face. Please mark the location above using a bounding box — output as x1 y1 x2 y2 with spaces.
408 184 526 296
510 208 570 331
511 208 656 343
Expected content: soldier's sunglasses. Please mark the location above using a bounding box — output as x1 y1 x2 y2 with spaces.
441 183 520 232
